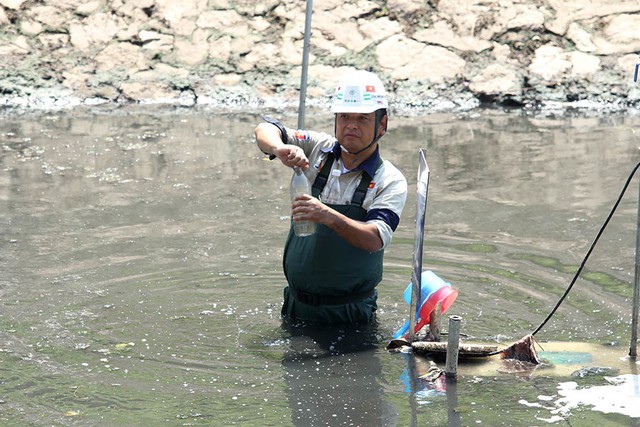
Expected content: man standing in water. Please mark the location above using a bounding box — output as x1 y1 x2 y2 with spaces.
255 70 407 324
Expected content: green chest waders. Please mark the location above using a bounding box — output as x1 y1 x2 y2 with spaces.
282 153 384 324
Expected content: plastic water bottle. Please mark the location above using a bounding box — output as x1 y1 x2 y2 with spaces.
324 169 342 204
290 167 316 237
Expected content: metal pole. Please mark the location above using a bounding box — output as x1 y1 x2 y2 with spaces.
445 316 461 378
409 149 430 341
297 0 313 130
630 179 640 358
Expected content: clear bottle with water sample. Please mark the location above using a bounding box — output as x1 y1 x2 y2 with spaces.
290 167 316 237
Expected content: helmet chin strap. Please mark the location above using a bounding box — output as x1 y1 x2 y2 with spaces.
340 136 379 155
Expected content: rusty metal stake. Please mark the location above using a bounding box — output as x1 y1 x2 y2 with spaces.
428 303 441 342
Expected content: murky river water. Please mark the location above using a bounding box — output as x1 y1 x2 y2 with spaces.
1 105 640 426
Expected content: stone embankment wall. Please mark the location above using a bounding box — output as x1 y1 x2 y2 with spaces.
0 0 639 110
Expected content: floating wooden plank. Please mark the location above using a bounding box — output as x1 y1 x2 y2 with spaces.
412 341 498 358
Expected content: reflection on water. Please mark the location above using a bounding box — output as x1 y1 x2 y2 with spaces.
280 320 397 426
1 106 640 425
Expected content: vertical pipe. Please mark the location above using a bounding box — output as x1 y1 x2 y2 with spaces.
445 316 461 378
297 0 313 130
630 180 640 358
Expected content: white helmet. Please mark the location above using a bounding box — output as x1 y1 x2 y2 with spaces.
331 70 389 114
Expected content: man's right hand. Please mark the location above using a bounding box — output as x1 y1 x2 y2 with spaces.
275 145 309 170
255 122 309 170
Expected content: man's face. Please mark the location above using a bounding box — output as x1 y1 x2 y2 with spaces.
335 112 386 153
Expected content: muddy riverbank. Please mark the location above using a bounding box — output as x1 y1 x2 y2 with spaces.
0 0 639 112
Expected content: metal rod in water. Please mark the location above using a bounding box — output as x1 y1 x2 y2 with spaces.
297 0 313 130
445 316 462 378
409 149 430 341
630 179 640 358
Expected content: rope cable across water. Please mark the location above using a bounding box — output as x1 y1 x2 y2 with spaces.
530 160 640 337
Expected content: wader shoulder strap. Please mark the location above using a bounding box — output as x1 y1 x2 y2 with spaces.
350 157 383 207
311 152 335 198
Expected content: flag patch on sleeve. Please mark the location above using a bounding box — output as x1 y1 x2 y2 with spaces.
293 130 310 141
368 182 376 189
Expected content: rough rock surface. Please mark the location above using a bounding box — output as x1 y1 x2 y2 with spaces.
0 0 639 111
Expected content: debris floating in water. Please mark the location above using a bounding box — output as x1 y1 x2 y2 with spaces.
412 341 498 358
387 339 498 359
500 334 541 364
552 374 640 418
